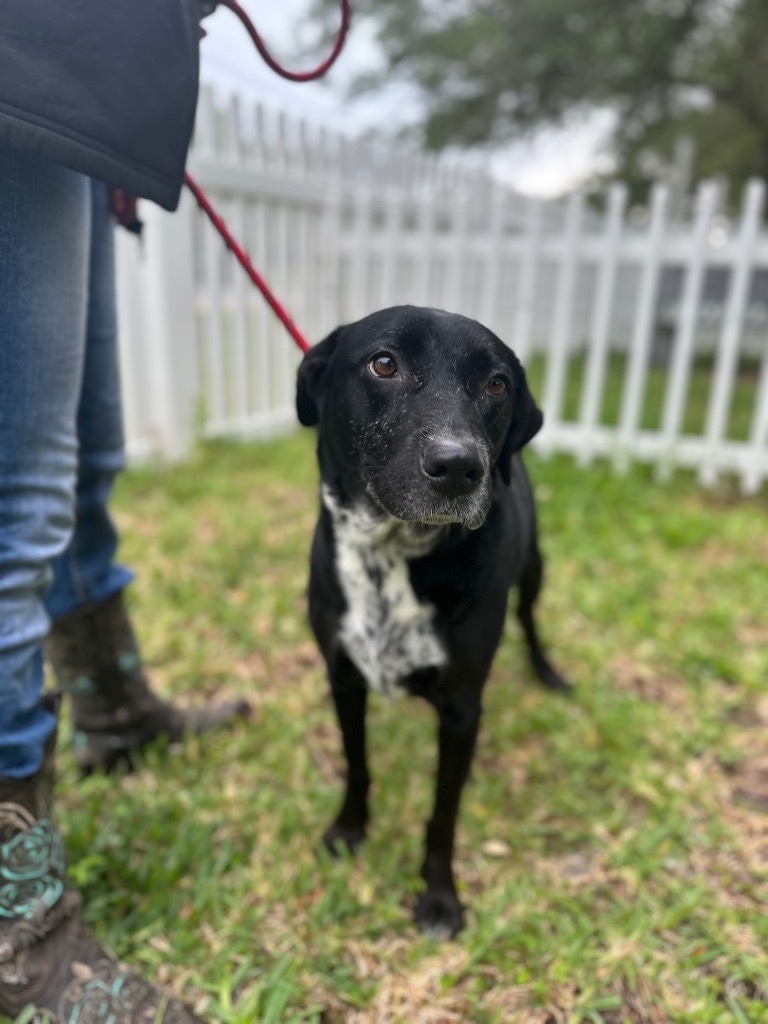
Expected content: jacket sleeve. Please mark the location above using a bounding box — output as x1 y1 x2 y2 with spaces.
0 0 202 210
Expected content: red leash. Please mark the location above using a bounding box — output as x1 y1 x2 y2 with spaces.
184 170 310 353
184 0 352 354
217 0 351 83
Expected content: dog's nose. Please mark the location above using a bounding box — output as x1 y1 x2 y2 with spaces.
422 440 485 497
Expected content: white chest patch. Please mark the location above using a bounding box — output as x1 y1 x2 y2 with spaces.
323 487 448 697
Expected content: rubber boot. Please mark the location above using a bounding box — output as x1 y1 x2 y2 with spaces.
44 591 250 773
0 700 204 1023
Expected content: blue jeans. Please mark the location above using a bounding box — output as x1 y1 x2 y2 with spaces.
0 147 133 778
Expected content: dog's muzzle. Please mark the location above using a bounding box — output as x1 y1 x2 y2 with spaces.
362 433 492 531
421 439 485 499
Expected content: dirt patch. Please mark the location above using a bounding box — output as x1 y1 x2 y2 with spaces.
722 706 768 816
343 947 474 1024
540 849 605 887
599 977 673 1024
268 641 325 688
727 754 768 814
737 620 768 649
306 719 345 786
610 656 691 710
311 924 686 1024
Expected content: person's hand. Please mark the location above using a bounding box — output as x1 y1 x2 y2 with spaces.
199 0 217 38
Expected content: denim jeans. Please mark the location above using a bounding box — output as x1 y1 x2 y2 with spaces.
0 147 132 778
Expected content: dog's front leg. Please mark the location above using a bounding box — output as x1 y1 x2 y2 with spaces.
416 703 481 939
324 655 370 856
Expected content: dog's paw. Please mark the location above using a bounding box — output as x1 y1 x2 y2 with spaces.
542 670 574 692
414 890 465 940
535 662 574 693
323 822 366 858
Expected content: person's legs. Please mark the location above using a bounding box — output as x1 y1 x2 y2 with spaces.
41 180 249 772
44 179 133 620
0 150 203 1022
0 146 89 778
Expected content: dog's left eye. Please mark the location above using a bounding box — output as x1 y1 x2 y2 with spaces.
485 376 507 397
369 353 398 378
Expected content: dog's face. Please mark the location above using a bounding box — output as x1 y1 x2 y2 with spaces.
297 306 543 530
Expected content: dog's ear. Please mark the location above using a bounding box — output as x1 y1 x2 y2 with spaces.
296 328 341 427
497 352 543 485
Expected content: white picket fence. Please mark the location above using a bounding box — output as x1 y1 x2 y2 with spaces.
116 87 768 493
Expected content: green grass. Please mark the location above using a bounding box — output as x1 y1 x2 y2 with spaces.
39 432 768 1023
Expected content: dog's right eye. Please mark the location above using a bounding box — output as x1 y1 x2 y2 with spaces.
369 353 398 378
485 375 507 397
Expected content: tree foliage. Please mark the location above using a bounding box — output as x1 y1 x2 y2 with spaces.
315 0 768 195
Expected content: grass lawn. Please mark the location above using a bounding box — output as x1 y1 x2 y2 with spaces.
46 431 767 1024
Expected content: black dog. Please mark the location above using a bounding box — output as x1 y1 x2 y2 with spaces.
296 305 569 938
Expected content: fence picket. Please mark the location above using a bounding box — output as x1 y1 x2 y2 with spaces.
231 195 250 427
202 201 226 431
380 187 402 309
700 179 765 486
616 185 669 472
743 353 768 494
251 197 272 417
512 198 542 365
274 202 294 416
194 84 217 158
541 191 585 444
579 183 627 465
319 173 342 340
349 184 373 322
657 181 719 480
479 183 507 337
414 185 437 309
444 174 471 312
252 103 268 171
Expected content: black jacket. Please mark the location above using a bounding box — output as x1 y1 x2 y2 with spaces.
0 0 202 210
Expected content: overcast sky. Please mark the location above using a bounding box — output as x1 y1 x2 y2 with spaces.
200 0 612 196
